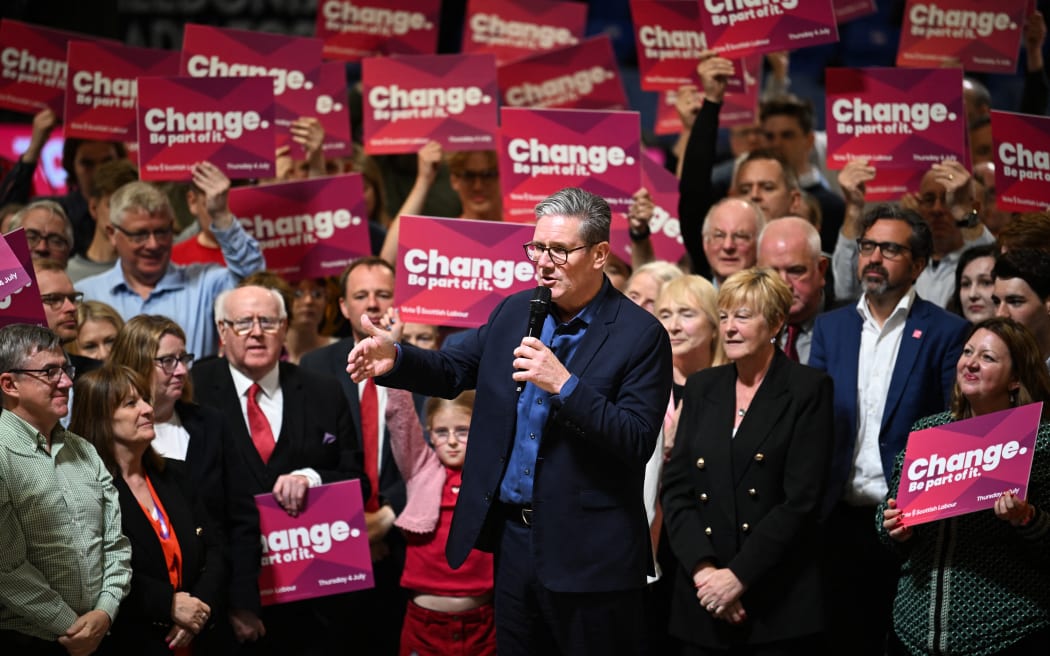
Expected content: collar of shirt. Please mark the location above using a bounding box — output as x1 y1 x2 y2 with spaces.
856 287 916 332
101 259 189 295
0 409 67 456
229 361 280 399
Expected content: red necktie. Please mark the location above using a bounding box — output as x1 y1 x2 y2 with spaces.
360 378 380 512
784 324 801 362
247 383 275 464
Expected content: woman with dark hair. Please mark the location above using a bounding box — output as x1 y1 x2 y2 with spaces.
946 244 998 323
71 365 223 655
881 317 1050 655
109 315 225 524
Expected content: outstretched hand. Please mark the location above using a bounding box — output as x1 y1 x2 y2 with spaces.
346 314 399 382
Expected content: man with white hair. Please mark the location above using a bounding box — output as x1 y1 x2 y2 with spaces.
702 197 766 288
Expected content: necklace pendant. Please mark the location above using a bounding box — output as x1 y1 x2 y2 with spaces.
738 408 746 417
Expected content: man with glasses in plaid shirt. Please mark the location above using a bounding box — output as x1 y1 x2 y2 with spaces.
0 324 132 655
78 162 265 358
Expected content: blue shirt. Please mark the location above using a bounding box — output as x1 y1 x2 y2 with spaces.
78 219 265 358
498 284 606 504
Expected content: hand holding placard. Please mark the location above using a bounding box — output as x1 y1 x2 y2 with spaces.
698 52 734 104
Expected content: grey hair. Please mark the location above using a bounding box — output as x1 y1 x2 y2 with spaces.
631 260 683 286
534 187 611 245
757 216 822 260
8 200 74 248
0 324 62 373
108 181 174 227
701 197 767 238
214 285 288 324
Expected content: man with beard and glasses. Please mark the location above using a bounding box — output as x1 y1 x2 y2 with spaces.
809 204 968 656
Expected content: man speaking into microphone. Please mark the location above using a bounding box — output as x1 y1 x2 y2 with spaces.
347 187 671 655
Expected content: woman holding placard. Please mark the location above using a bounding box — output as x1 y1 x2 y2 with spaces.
880 317 1050 655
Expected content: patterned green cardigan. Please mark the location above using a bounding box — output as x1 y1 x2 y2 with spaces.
877 412 1050 656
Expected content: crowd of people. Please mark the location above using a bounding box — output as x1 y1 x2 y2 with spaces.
0 19 1049 656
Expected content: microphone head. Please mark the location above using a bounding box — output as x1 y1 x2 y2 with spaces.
530 286 552 311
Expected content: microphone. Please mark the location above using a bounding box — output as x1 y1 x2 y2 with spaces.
516 286 552 393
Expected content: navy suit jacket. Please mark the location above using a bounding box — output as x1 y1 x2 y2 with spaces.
379 282 672 593
809 296 968 512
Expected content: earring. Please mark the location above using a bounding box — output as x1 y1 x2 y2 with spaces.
1009 388 1019 406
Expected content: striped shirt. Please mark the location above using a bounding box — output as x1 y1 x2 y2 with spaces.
0 410 132 640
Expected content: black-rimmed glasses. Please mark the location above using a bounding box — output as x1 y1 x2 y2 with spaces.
111 223 175 244
154 353 195 374
857 239 911 260
523 242 590 265
39 292 84 309
7 364 75 384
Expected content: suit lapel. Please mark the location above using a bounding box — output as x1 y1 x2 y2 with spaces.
178 401 205 470
704 367 738 528
273 363 304 470
561 285 617 375
840 311 863 436
208 363 272 489
116 475 165 568
731 353 791 487
882 302 927 432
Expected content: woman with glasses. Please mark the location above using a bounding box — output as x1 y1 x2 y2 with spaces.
109 315 226 527
387 389 496 656
71 365 223 655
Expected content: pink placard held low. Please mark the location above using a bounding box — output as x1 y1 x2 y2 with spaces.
698 0 839 59
256 479 374 606
316 0 440 61
461 0 587 66
363 53 499 155
897 0 1027 74
64 41 180 142
395 215 536 328
825 67 968 171
499 107 641 223
0 229 47 329
136 76 276 182
895 403 1042 526
992 110 1050 212
498 35 627 111
228 174 372 281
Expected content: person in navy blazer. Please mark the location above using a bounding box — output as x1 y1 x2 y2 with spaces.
809 203 968 656
347 188 673 655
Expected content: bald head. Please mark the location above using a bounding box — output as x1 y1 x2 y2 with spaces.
758 216 827 324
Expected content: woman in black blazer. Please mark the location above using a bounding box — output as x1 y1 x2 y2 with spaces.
71 365 224 655
662 268 834 655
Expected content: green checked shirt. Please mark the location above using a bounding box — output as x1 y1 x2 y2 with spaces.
0 410 131 640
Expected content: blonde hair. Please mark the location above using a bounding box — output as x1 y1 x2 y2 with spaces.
717 267 792 333
656 275 727 366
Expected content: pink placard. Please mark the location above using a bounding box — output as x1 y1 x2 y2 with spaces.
613 156 686 265
0 229 30 299
631 0 706 91
64 42 180 142
498 36 627 111
499 107 641 223
825 67 968 171
363 54 498 156
256 479 373 606
181 24 324 142
654 90 684 136
991 110 1050 212
0 20 117 118
856 167 928 202
895 403 1041 526
462 0 588 66
136 76 276 181
833 0 878 23
698 0 839 58
280 61 355 160
0 229 47 329
396 215 536 328
897 0 1027 73
316 0 440 62
228 174 372 281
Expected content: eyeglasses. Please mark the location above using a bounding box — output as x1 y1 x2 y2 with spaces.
523 242 590 266
431 427 469 443
7 364 75 384
220 316 284 336
111 223 175 244
24 229 70 251
857 239 911 260
154 353 195 374
39 292 84 309
704 230 754 246
452 169 499 184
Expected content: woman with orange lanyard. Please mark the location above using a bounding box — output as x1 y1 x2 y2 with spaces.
70 365 224 655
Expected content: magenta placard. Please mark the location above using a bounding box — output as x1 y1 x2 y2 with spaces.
316 0 440 62
499 107 641 223
698 0 839 58
898 0 1020 72
228 174 371 281
136 76 276 181
462 0 587 66
897 0 1027 73
833 0 878 23
991 110 1050 212
858 167 928 202
631 0 706 91
895 403 1041 526
282 61 354 160
64 42 179 142
0 20 117 117
825 67 968 171
613 156 686 265
0 229 47 329
256 479 373 606
363 53 498 155
654 90 683 136
181 24 323 141
0 229 30 300
498 36 627 111
396 215 536 328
